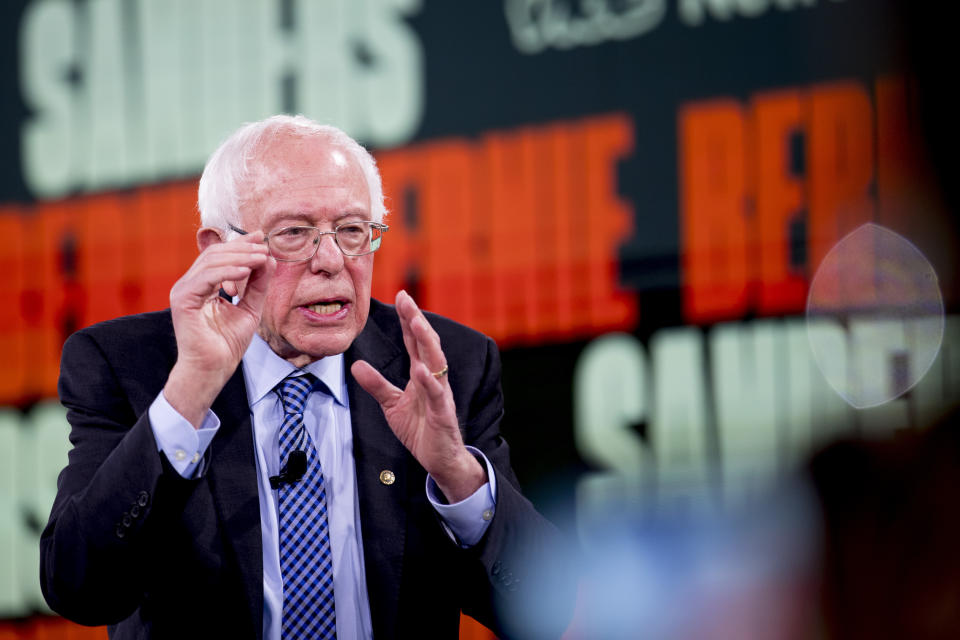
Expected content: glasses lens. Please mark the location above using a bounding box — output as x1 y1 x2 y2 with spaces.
268 226 319 261
337 222 381 256
369 225 383 252
266 223 384 260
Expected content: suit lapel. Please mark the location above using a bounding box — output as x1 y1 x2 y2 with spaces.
346 305 410 637
207 367 264 639
193 301 409 638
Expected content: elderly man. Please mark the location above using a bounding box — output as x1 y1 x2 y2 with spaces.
40 115 572 639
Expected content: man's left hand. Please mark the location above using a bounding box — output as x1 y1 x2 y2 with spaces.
351 290 486 502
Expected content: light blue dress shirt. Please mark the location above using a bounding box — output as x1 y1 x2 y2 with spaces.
148 334 496 640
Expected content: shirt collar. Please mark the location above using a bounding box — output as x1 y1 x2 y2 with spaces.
242 333 346 407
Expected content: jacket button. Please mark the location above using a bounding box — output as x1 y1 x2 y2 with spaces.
137 491 149 507
379 470 395 485
121 513 132 527
115 526 125 539
130 504 141 518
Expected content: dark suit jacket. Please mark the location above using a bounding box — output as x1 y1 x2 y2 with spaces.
40 299 573 639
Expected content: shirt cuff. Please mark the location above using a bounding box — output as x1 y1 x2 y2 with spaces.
426 446 498 547
148 391 220 478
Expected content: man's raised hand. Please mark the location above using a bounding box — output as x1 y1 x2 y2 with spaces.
164 230 275 428
351 290 486 502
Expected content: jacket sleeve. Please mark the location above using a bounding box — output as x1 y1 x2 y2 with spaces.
454 335 579 640
39 327 197 625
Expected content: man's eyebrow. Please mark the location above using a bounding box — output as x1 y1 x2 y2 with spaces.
333 208 372 221
261 210 311 224
263 208 371 226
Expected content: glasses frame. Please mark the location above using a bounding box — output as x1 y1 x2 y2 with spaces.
227 221 389 261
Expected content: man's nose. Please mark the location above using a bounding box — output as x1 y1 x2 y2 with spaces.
309 232 345 274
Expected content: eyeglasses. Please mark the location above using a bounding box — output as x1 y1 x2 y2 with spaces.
227 221 388 261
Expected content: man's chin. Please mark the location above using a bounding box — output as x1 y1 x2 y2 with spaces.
291 332 358 362
258 326 357 366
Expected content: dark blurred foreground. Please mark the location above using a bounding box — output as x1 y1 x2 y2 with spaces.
811 407 960 640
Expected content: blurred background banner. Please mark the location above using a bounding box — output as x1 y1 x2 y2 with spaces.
2 0 958 636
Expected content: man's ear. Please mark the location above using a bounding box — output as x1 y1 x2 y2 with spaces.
197 227 224 252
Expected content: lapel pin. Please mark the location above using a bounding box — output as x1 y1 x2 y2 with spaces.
379 469 396 485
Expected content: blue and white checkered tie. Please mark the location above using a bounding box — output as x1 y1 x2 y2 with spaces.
276 373 336 639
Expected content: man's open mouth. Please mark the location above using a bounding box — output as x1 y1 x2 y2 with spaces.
307 301 345 315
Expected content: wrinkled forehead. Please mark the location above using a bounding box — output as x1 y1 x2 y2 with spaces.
245 134 361 194
237 133 370 226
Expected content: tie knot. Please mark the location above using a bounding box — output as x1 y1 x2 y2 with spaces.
277 373 317 415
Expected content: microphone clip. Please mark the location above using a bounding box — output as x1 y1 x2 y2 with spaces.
269 450 308 489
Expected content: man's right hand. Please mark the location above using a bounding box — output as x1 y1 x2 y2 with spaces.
163 231 275 428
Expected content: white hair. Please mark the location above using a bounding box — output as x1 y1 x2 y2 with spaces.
197 114 387 230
